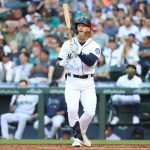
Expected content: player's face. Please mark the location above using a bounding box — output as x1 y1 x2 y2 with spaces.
20 82 28 88
77 24 91 40
127 67 135 77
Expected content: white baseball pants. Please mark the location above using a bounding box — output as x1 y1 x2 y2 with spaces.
1 113 31 139
111 94 141 105
65 76 97 133
33 115 65 138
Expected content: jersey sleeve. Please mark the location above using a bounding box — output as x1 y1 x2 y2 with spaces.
91 42 101 59
10 95 17 105
34 95 39 104
116 77 122 87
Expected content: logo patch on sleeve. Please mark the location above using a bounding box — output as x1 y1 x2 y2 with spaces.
95 48 101 54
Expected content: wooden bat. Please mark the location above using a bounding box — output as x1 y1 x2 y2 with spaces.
63 4 72 42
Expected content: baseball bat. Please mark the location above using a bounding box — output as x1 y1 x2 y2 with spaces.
63 4 72 42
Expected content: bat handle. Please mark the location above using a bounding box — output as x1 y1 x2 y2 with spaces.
67 29 72 42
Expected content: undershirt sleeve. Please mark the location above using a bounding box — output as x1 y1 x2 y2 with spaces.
78 52 98 67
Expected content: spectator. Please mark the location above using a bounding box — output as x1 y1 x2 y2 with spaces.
138 36 150 79
0 34 11 57
91 8 106 25
103 17 119 38
16 21 34 50
103 37 122 67
7 6 23 20
25 2 41 24
30 38 43 54
33 81 67 139
119 34 141 75
0 80 39 139
48 35 66 83
30 16 47 39
137 18 150 43
3 20 17 45
93 23 109 49
19 46 28 53
0 1 8 14
0 46 4 82
29 45 42 65
43 11 61 30
13 52 33 83
29 49 49 84
9 40 20 65
44 34 60 62
94 53 110 82
37 0 60 17
2 51 15 82
110 64 142 125
54 23 68 43
74 3 91 20
117 17 139 41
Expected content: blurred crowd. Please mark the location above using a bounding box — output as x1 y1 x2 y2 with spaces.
0 0 150 84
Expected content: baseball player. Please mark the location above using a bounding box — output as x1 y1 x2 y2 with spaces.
57 17 101 147
1 80 39 139
33 81 67 139
110 64 142 125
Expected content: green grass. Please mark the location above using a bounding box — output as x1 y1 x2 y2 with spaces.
0 140 150 145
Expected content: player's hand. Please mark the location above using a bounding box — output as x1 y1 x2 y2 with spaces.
69 43 78 57
70 43 76 52
58 59 68 67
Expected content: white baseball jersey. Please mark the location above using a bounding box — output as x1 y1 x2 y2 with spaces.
112 74 142 104
117 25 139 39
103 47 122 66
58 37 101 75
10 94 39 115
116 74 142 88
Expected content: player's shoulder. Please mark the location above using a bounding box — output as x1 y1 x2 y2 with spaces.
117 74 127 81
91 38 101 55
134 75 142 82
62 39 70 45
91 38 101 48
64 37 77 44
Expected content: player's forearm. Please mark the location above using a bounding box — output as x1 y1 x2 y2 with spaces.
78 53 98 66
9 105 16 112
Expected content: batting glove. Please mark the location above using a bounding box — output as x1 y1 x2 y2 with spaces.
58 59 68 67
69 43 79 57
70 43 78 52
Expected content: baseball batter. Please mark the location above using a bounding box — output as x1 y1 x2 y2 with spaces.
1 80 39 139
57 17 101 147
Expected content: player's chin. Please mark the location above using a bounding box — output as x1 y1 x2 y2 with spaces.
78 33 87 39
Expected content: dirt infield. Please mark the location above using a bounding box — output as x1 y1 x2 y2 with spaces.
0 145 150 150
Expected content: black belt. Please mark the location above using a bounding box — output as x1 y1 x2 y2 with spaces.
67 73 93 79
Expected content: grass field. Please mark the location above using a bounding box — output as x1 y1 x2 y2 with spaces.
0 139 149 145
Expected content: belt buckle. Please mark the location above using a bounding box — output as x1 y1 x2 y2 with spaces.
69 73 73 77
88 75 91 78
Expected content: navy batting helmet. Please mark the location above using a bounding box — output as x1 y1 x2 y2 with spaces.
75 17 91 30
